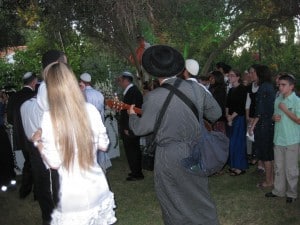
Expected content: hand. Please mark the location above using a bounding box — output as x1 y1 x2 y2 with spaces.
248 126 254 135
128 104 136 115
31 128 42 142
31 128 43 151
226 115 232 126
273 114 281 122
124 129 129 136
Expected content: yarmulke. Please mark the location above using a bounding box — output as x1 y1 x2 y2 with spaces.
121 71 133 78
23 72 33 80
80 73 92 82
23 72 36 84
185 59 199 76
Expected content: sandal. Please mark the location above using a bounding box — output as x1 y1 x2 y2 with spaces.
227 168 235 173
256 182 273 189
229 170 246 176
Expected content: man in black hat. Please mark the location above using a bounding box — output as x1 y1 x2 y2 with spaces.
7 72 38 198
128 45 221 224
118 71 144 181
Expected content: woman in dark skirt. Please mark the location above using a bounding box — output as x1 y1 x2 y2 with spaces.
0 91 16 191
209 71 227 134
226 69 248 176
248 65 276 188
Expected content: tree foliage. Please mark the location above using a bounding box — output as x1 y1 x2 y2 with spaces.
0 0 28 50
1 0 300 89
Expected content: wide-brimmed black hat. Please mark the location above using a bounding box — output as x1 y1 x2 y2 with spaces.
142 45 184 77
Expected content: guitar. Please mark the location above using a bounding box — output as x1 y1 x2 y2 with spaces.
105 99 212 131
105 99 142 115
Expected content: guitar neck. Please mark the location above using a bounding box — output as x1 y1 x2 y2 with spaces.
105 99 142 115
121 103 142 115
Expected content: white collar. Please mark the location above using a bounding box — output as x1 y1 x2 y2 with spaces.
123 83 134 96
187 78 211 95
24 85 34 91
160 76 176 84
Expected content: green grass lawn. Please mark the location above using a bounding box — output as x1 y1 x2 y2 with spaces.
1 148 299 225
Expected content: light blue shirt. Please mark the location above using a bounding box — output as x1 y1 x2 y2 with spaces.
20 97 43 139
84 86 105 121
273 92 300 146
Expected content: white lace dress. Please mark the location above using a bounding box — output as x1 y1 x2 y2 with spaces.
40 103 117 225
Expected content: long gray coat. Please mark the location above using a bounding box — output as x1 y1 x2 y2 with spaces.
129 77 221 225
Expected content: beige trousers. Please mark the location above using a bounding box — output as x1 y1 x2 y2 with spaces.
272 144 300 198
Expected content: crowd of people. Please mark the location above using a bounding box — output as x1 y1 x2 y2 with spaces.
0 43 299 225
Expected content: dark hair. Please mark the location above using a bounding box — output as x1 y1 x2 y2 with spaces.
136 35 144 40
210 70 225 86
121 75 133 82
42 50 66 69
249 64 261 72
23 72 37 85
152 79 160 89
216 62 231 74
256 65 272 85
278 74 296 85
143 81 150 90
199 75 209 81
230 69 242 77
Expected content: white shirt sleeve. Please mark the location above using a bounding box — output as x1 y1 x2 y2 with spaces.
21 98 43 139
245 93 251 109
40 112 62 169
37 82 49 111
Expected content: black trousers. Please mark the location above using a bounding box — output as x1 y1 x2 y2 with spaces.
30 145 59 223
0 126 16 186
122 136 143 177
19 147 33 195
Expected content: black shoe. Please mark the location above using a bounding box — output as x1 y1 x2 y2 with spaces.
265 192 278 198
126 175 144 181
19 187 32 199
286 197 296 203
128 172 133 177
42 220 51 225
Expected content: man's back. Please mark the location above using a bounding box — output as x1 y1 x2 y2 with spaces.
7 87 36 150
20 97 42 139
84 86 104 120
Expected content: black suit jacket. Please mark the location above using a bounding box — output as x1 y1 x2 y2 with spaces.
120 85 143 137
6 86 36 150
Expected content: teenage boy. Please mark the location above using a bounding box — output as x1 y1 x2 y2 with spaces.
265 74 300 203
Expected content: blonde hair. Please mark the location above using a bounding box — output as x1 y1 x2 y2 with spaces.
43 62 94 171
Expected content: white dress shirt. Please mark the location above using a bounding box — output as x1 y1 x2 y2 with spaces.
84 86 105 121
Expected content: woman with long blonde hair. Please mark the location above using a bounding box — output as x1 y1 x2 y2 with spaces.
33 62 116 225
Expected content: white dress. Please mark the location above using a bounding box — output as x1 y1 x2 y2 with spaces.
40 103 117 225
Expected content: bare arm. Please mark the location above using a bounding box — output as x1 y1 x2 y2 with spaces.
248 117 259 135
279 102 300 124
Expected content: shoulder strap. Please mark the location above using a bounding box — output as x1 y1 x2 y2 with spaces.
162 82 199 121
150 78 182 142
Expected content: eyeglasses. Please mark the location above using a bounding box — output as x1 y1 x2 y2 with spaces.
228 73 237 77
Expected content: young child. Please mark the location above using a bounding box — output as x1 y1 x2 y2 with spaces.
265 74 300 203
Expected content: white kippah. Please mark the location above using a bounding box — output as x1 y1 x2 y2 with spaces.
80 73 92 82
185 59 200 76
23 72 33 80
121 71 133 78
